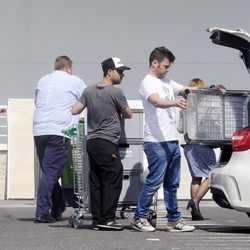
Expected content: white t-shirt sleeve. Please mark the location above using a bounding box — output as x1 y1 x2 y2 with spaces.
167 79 184 96
139 76 157 101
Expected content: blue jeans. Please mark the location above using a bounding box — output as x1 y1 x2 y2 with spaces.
135 141 181 222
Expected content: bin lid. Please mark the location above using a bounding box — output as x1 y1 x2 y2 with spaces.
207 27 250 74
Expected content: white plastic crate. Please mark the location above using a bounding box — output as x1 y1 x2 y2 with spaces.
184 89 250 144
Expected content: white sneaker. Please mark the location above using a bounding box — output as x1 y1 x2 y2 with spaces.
97 221 124 230
167 218 195 232
131 218 156 232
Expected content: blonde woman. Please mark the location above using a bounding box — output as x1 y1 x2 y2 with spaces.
184 78 216 220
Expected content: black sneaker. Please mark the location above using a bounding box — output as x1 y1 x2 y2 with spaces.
34 215 56 223
92 221 99 231
51 203 67 221
97 221 124 231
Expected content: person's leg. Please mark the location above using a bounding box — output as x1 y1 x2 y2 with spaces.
163 142 195 232
193 178 210 206
100 147 123 223
49 136 69 219
190 177 202 199
35 135 69 218
87 140 102 226
188 176 205 220
191 178 210 220
134 142 167 219
51 180 66 220
87 139 123 225
34 135 49 217
163 141 181 222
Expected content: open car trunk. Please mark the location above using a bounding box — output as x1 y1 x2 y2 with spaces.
207 27 250 74
206 27 250 165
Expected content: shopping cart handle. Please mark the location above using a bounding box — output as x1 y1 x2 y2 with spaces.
62 127 77 138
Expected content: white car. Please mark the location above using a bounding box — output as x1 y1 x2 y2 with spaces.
207 27 250 216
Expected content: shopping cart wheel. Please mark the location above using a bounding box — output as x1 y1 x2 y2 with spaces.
148 210 157 228
68 214 75 228
73 218 83 229
120 207 130 219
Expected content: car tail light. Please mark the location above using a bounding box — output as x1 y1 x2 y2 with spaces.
0 107 7 113
232 127 250 151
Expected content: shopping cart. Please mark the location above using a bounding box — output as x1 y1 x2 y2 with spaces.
63 117 158 228
63 120 92 229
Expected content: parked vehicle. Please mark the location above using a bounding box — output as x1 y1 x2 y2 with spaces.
207 27 250 216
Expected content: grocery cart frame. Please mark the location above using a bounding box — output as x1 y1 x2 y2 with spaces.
63 122 92 229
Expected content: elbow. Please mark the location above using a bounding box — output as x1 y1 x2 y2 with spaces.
151 101 160 108
71 107 78 115
123 113 132 119
148 97 161 108
126 109 133 119
127 113 132 119
71 101 84 115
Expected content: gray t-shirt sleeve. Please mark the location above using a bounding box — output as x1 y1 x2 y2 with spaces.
78 89 87 106
113 88 129 112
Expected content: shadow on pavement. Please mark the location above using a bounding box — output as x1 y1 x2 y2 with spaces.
197 225 250 234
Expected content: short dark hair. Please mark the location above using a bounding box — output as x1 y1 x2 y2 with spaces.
54 55 73 70
149 47 175 66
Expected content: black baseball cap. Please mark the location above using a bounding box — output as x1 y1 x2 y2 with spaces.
101 57 131 73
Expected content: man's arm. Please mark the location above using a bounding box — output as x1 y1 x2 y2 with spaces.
178 85 226 96
148 93 187 109
121 105 132 119
71 101 86 115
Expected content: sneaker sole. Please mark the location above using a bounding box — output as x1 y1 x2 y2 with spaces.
166 227 195 232
132 225 155 232
97 225 124 231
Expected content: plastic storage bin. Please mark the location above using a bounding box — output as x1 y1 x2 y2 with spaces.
184 89 250 144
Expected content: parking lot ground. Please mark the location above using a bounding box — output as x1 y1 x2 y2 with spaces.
1 199 250 250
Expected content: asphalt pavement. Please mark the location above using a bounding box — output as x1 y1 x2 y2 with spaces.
1 199 250 250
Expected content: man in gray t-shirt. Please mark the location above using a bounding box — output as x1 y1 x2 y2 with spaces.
72 57 132 230
79 84 128 145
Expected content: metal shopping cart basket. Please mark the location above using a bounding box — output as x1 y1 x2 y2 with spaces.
184 89 250 145
63 120 92 229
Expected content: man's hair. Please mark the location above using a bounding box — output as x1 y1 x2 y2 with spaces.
149 47 175 66
54 55 73 70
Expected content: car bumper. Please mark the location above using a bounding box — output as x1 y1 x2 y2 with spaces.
210 150 250 212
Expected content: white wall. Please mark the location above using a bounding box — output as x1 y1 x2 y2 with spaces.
0 0 249 199
0 0 250 105
7 99 35 199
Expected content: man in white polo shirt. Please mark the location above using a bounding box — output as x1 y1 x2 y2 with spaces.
33 55 86 223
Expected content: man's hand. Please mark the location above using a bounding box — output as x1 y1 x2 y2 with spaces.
210 84 227 95
215 84 227 95
175 99 187 109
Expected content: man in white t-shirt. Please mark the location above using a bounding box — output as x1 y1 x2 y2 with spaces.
132 47 195 232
